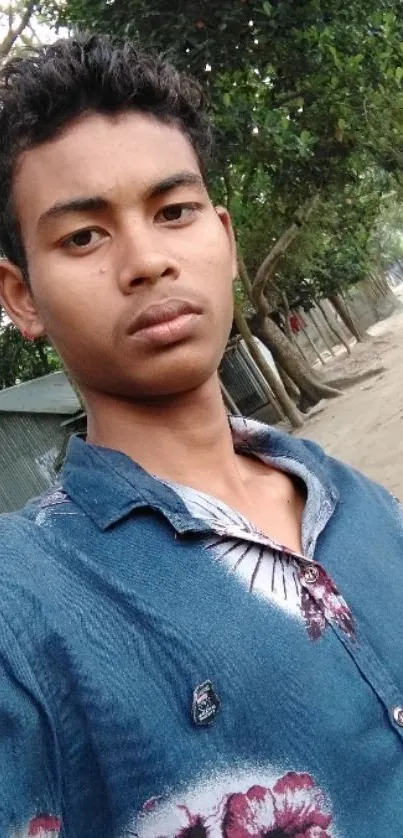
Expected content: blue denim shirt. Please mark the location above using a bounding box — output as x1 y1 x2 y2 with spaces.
1 416 403 838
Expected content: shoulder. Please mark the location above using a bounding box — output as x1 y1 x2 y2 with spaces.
293 433 402 525
0 492 77 684
0 485 68 541
0 486 77 598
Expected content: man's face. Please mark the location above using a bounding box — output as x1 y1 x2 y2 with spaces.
8 111 236 399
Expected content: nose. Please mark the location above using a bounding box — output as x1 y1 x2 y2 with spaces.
117 226 180 293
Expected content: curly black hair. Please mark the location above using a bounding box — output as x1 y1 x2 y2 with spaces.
0 33 213 279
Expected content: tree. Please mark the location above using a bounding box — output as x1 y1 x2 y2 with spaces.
59 0 403 413
0 1 60 58
0 1 63 389
371 197 403 271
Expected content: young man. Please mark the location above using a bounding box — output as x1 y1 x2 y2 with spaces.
0 33 402 838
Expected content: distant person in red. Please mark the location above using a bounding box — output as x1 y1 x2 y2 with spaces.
289 311 305 334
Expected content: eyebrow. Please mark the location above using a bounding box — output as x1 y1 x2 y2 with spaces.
37 171 204 230
146 171 204 198
37 196 108 230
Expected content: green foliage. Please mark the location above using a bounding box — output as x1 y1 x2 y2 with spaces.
59 0 403 302
370 197 403 269
0 316 62 390
278 166 394 307
60 0 403 181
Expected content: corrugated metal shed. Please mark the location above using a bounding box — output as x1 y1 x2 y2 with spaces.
0 371 81 512
0 370 80 414
0 412 67 511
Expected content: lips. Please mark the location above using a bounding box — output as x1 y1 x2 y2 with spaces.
127 298 203 336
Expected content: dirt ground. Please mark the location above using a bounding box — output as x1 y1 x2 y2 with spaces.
295 288 403 496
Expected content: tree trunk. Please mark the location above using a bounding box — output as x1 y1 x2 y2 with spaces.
234 305 304 428
293 334 312 365
251 309 341 406
367 273 401 309
277 364 300 402
362 276 381 315
310 308 336 356
280 291 294 342
301 321 325 365
317 300 351 354
370 272 389 297
307 308 336 356
329 293 367 342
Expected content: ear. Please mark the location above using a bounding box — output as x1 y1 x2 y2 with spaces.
215 206 238 281
0 259 46 337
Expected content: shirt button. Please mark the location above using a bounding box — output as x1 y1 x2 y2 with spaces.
392 706 403 727
302 565 319 584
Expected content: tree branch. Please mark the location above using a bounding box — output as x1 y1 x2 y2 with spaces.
252 222 304 304
237 246 254 302
224 169 256 306
273 89 305 106
0 0 37 59
252 193 320 305
223 170 234 215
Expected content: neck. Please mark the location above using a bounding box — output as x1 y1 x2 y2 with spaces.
84 374 240 488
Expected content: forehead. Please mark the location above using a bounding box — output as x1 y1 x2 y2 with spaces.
13 111 202 228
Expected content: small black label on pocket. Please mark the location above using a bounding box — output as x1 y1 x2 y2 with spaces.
192 680 220 726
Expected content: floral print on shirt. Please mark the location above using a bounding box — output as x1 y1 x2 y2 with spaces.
129 769 335 837
168 479 354 642
12 816 61 837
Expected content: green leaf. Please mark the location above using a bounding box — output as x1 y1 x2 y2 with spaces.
58 0 403 310
328 45 342 70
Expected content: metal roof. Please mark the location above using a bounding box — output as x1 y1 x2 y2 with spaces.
0 371 81 415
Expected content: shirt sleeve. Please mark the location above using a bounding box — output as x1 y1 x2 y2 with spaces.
0 616 61 838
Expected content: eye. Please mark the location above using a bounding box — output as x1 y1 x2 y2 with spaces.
156 203 200 224
62 228 105 251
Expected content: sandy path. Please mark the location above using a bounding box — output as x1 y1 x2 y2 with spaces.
295 290 403 496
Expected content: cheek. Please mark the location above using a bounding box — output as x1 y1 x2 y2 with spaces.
191 227 234 292
40 294 93 339
31 261 107 330
190 213 234 269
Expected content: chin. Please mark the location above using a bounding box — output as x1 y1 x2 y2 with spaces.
126 357 219 400
80 340 226 401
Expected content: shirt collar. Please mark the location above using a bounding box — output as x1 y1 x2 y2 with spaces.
61 416 339 534
230 416 340 556
61 435 210 533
